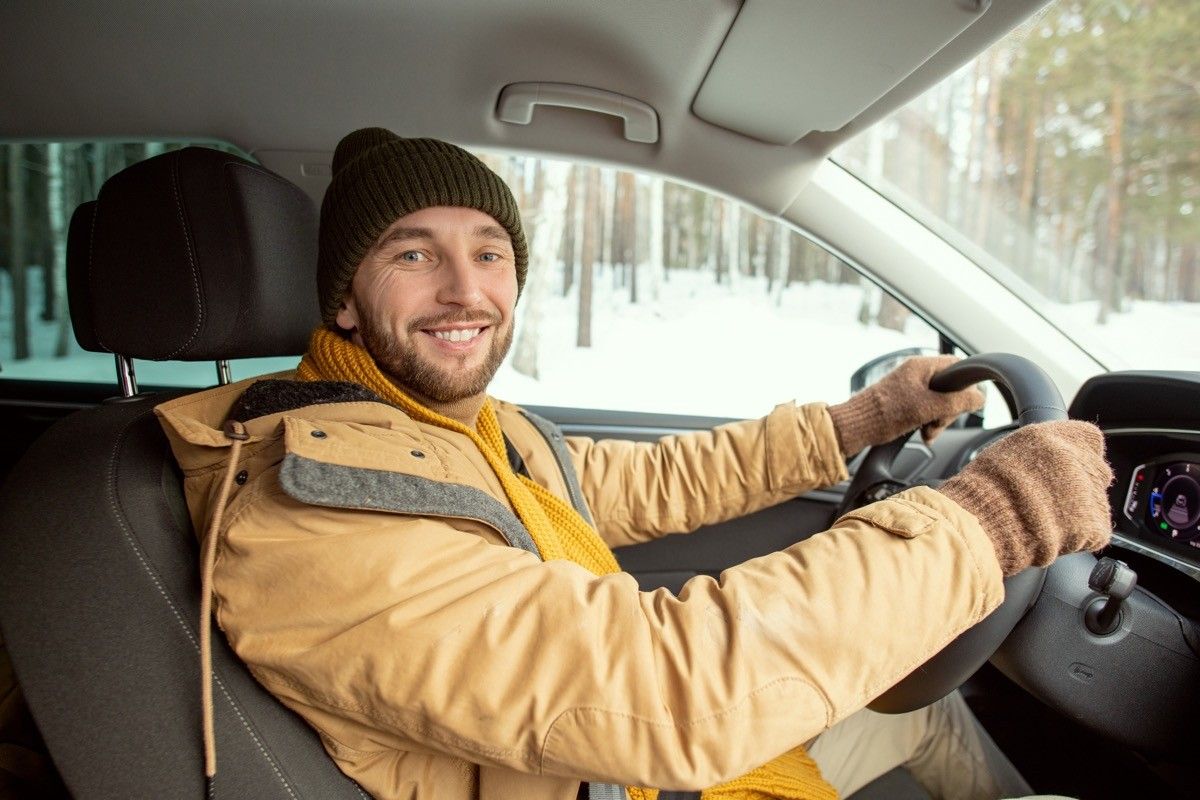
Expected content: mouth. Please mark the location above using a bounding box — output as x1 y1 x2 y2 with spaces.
420 324 490 349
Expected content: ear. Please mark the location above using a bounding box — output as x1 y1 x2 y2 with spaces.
334 293 360 333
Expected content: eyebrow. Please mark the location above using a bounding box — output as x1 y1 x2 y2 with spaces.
474 225 511 244
375 224 512 250
376 227 434 249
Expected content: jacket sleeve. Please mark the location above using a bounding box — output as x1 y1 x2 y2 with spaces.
565 402 848 548
214 481 1003 791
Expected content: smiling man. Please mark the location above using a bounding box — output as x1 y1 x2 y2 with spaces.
158 128 1113 800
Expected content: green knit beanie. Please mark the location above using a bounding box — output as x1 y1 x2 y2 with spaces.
317 128 527 324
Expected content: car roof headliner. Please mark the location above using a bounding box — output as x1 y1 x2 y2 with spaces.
1 0 1048 213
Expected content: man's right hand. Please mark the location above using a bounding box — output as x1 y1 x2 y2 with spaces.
938 420 1114 576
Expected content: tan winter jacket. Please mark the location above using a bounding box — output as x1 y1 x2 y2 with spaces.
155 373 1005 800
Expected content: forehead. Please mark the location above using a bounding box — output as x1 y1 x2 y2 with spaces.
375 206 509 245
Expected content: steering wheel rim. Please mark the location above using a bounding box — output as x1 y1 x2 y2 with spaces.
840 353 1067 713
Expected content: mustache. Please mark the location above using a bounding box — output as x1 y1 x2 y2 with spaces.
409 309 502 331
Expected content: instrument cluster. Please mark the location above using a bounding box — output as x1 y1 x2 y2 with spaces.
1124 457 1200 548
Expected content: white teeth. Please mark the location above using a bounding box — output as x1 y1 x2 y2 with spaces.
432 328 481 343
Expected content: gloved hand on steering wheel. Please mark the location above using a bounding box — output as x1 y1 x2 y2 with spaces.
940 420 1114 575
827 354 985 457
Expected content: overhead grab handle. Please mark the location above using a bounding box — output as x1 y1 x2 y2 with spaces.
496 82 659 144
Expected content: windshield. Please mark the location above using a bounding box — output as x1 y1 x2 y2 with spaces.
834 0 1199 371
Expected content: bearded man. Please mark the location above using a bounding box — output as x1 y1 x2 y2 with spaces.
158 128 1113 800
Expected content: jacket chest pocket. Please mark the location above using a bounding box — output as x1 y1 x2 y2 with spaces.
281 417 447 481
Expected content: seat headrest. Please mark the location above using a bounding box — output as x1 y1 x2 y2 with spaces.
74 147 320 360
67 200 102 353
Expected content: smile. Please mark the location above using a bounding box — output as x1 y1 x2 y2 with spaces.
426 327 486 344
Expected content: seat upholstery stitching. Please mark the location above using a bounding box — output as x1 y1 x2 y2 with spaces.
165 154 205 358
103 410 304 798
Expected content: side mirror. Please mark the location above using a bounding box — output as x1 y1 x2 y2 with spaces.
849 347 936 393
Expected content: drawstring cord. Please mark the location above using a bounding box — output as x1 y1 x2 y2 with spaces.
200 419 249 778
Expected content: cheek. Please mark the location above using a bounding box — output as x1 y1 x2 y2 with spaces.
362 275 426 332
488 271 520 318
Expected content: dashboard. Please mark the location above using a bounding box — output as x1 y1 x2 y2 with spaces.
982 370 1200 766
1069 371 1200 581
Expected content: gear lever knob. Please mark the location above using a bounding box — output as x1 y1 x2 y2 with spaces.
1085 557 1137 635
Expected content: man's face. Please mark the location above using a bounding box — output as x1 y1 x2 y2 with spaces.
335 206 518 403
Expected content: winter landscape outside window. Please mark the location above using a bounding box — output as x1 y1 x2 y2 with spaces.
0 140 267 388
1 144 943 419
834 0 1199 370
473 156 944 418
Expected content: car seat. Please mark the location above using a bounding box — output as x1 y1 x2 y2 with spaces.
0 147 368 798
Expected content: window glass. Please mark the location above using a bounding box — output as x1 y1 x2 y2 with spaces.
0 140 257 388
3 143 945 417
475 156 943 418
833 0 1200 371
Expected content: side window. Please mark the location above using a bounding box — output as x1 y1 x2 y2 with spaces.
482 156 943 418
0 140 262 388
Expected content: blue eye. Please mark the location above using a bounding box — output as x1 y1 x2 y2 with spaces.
479 252 499 262
399 250 426 262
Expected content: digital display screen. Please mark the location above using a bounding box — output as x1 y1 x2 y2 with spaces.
1130 461 1200 543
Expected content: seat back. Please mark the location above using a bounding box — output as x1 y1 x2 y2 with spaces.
0 147 367 799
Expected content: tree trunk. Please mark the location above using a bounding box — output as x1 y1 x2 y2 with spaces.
971 50 1001 249
857 284 877 326
598 169 613 283
614 172 637 301
771 225 789 306
712 200 726 283
753 219 770 284
787 232 804 285
664 183 679 276
1180 243 1198 303
724 201 740 286
577 168 599 348
1017 103 1040 287
560 166 578 297
512 162 569 379
645 176 665 304
53 144 78 355
89 142 108 199
7 144 30 360
1098 84 1127 324
875 294 910 332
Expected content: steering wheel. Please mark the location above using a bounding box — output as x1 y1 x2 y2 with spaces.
837 353 1068 713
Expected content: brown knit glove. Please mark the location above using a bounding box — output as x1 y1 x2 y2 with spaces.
827 355 985 456
939 420 1114 576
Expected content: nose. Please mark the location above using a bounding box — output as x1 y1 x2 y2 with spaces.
435 250 484 307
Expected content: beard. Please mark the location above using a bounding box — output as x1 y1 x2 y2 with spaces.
357 309 513 403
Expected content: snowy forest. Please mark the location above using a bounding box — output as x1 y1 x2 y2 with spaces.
838 0 1199 320
1 0 1196 399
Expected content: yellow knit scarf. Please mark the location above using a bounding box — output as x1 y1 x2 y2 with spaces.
297 327 837 800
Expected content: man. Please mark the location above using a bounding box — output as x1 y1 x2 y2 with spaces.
157 129 1112 800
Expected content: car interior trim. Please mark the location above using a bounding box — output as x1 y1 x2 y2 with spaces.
693 0 988 144
497 82 659 144
1110 533 1200 584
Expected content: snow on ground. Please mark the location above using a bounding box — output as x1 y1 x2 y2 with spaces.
2 267 1197 420
1050 299 1200 372
490 270 938 418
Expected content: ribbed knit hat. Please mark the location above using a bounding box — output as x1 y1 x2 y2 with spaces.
317 128 527 324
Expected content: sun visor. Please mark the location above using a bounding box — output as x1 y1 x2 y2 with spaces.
693 0 992 145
